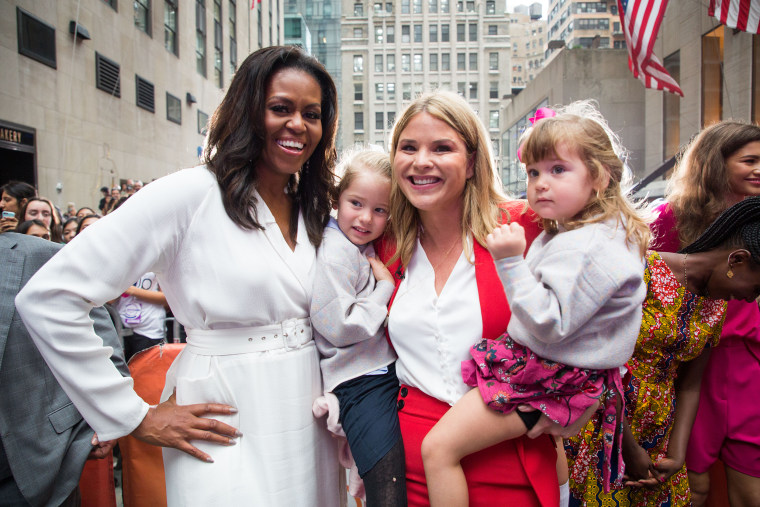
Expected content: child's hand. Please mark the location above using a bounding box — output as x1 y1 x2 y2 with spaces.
368 256 394 284
486 223 527 260
651 456 684 484
622 443 658 487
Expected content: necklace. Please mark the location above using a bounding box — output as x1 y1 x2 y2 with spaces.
393 232 464 303
682 253 689 291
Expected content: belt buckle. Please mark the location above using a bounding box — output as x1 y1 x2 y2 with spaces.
282 318 299 350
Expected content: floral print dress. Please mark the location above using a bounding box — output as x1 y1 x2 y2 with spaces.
565 251 726 507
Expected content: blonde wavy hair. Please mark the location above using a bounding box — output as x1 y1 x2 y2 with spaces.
388 91 506 266
331 146 391 206
519 101 650 256
665 121 760 246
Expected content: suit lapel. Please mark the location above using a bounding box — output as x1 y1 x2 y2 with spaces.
0 239 24 370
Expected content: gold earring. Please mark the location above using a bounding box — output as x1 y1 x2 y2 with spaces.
727 267 734 279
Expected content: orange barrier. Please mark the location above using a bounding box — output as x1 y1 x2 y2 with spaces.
79 452 116 507
118 343 184 507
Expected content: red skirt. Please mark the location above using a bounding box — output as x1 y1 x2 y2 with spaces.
397 384 559 507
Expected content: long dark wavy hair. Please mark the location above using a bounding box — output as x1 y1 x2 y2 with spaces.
203 46 338 247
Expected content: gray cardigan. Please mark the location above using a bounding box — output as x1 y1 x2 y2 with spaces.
311 220 396 392
497 217 645 370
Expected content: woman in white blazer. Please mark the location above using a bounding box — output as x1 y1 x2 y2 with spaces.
16 46 341 506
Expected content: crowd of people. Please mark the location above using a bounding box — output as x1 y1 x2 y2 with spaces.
0 177 146 244
2 45 759 507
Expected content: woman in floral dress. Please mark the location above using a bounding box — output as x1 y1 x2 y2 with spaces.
566 196 760 506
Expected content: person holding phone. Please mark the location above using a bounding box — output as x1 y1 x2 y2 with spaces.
0 181 36 232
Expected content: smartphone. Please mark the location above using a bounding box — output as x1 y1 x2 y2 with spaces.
1 211 14 219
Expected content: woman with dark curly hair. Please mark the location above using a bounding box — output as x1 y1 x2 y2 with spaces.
16 46 340 505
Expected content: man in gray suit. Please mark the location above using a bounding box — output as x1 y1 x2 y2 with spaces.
0 232 128 506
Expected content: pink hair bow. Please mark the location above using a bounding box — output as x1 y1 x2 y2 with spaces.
518 107 557 162
528 107 556 125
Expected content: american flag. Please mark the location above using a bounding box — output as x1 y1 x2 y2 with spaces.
709 0 760 34
617 0 684 96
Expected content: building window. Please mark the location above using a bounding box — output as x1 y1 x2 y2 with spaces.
376 111 384 129
136 75 155 112
102 0 118 11
387 82 396 100
469 82 477 99
663 51 680 160
488 24 497 35
403 82 412 100
457 82 466 96
375 25 383 43
457 23 465 42
135 0 150 34
490 81 498 99
429 0 438 13
387 26 394 43
375 54 383 72
198 110 209 135
457 53 466 70
16 8 56 69
486 0 495 14
386 2 393 13
414 53 423 72
354 2 363 15
376 83 384 100
702 25 724 126
95 53 121 97
469 53 477 70
196 0 207 77
354 112 364 131
574 18 609 30
214 0 223 88
413 0 422 13
414 24 422 43
469 23 477 41
489 52 498 70
441 24 450 42
166 92 181 124
353 54 364 72
165 0 178 55
442 53 450 71
430 53 438 71
402 25 410 43
355 83 363 101
387 54 395 71
430 24 438 42
490 110 499 129
229 0 237 74
402 53 411 72
467 1 475 12
401 0 410 14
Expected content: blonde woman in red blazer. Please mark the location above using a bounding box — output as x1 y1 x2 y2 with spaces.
378 91 565 506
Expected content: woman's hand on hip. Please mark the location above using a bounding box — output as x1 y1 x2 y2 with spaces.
131 390 241 463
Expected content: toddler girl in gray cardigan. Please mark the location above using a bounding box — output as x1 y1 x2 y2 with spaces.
422 102 652 506
311 148 406 505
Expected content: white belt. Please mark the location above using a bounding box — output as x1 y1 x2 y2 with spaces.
185 318 312 356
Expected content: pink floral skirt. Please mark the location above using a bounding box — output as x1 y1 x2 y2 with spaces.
462 334 624 492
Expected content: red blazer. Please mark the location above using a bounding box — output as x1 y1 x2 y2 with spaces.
378 200 544 337
377 201 557 507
